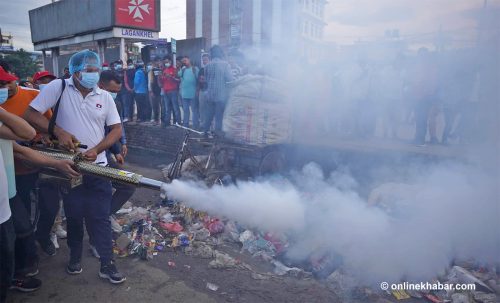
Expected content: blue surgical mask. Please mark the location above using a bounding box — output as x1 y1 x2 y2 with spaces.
38 84 47 91
116 64 123 70
165 63 171 68
110 92 117 100
0 88 8 104
79 72 99 89
102 67 110 71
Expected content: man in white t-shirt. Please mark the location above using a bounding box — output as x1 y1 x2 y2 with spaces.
24 50 126 284
0 122 14 303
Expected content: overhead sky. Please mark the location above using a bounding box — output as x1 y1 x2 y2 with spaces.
325 0 499 48
1 0 498 51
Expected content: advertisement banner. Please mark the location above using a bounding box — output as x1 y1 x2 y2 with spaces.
115 0 156 30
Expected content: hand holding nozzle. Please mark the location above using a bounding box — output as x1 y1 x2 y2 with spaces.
53 127 81 152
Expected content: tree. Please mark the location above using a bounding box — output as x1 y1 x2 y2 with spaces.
2 49 38 79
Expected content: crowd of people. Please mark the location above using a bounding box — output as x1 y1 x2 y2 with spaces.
82 45 236 134
0 44 238 303
312 47 480 145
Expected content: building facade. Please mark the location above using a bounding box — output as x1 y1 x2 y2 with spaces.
186 0 327 59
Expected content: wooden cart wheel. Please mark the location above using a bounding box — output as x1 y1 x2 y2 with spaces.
259 149 286 176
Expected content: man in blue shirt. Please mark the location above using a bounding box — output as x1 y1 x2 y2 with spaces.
133 62 150 123
178 56 199 129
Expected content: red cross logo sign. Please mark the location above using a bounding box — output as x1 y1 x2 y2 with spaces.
115 0 156 30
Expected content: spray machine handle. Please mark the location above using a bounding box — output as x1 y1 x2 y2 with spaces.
31 138 88 150
50 140 88 149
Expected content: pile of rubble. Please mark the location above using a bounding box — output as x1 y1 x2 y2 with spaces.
111 200 499 302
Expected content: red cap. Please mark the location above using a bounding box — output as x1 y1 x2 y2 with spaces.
32 71 56 83
102 62 109 67
0 66 18 82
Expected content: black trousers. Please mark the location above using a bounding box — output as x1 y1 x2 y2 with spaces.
150 93 161 122
9 196 38 275
0 218 15 303
135 93 151 121
63 176 113 264
34 183 61 245
14 173 38 215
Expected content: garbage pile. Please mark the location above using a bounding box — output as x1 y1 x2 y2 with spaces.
112 200 499 302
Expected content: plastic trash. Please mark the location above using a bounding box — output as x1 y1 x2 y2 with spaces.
209 251 239 269
193 228 210 241
206 282 219 291
206 218 224 235
451 293 473 303
447 266 494 293
116 208 133 215
472 291 497 303
160 221 184 233
271 260 305 277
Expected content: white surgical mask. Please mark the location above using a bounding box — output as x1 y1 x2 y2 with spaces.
165 63 171 68
0 88 8 104
38 84 47 91
110 92 117 100
127 65 134 70
102 67 110 71
116 64 123 70
79 72 100 89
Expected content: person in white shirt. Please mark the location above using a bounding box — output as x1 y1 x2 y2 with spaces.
23 50 126 284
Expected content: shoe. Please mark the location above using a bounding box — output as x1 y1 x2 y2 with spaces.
38 239 56 256
66 260 83 275
24 260 39 277
110 215 122 233
55 224 67 239
89 245 100 259
99 262 126 284
123 118 129 123
50 232 59 249
10 277 41 292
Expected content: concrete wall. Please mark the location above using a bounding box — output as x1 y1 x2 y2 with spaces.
124 124 206 157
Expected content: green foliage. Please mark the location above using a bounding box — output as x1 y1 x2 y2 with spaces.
2 49 38 79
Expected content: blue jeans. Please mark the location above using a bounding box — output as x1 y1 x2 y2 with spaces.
161 91 181 125
63 176 113 264
203 100 226 132
182 98 200 128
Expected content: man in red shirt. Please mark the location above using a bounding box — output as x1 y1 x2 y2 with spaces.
159 57 181 127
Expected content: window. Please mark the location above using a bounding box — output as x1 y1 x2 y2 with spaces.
305 0 309 10
304 21 309 35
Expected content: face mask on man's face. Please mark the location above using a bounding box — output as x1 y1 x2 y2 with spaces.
78 72 100 89
127 65 134 70
109 92 117 100
116 64 123 70
102 67 109 71
0 88 8 104
165 63 171 68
